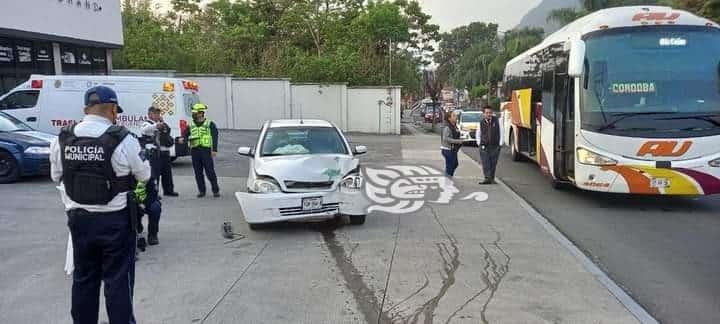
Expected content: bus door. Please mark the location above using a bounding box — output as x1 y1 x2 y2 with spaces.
553 73 575 180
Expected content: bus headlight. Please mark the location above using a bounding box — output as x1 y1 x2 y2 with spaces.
709 158 720 167
577 148 617 166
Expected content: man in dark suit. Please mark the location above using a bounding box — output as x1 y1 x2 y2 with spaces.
475 106 504 184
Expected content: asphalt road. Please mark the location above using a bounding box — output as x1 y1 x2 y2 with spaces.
1 129 640 323
462 145 720 324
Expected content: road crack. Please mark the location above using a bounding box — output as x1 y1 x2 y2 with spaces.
321 226 394 324
389 207 511 324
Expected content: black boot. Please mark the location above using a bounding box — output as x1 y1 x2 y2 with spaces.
148 234 159 246
137 236 147 252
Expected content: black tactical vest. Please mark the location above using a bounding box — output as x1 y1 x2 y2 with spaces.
59 124 133 205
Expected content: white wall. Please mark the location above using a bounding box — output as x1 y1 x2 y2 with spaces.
0 0 123 46
179 75 232 129
291 84 347 130
231 79 291 130
347 87 401 134
111 70 402 133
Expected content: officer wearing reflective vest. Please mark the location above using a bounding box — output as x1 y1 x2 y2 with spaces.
182 103 220 197
50 86 150 324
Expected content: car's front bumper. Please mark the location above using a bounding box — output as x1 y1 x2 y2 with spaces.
20 154 50 176
459 130 477 143
235 188 369 224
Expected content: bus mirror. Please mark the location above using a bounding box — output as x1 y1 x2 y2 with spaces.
568 40 586 78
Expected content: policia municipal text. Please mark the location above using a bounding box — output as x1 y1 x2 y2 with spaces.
50 86 150 324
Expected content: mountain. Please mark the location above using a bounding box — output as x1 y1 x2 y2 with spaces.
515 0 580 35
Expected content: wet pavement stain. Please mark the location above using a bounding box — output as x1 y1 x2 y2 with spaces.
477 232 511 324
446 232 511 324
320 226 392 324
388 206 511 324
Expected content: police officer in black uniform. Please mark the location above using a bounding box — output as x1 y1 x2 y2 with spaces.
141 106 178 197
50 86 151 324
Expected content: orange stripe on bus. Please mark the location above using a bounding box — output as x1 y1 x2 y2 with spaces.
602 166 660 194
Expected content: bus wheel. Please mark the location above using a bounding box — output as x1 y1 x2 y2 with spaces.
510 130 522 162
551 178 565 190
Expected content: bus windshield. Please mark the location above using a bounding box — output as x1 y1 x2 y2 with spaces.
581 26 720 137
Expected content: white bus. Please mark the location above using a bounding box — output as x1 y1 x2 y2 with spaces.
502 6 720 195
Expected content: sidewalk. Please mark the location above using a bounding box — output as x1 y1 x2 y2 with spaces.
378 131 642 323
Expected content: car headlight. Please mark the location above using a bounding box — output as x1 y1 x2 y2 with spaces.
709 158 720 167
24 146 50 155
340 175 363 189
577 148 617 166
250 177 281 193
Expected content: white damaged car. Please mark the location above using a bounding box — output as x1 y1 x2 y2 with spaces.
235 120 369 229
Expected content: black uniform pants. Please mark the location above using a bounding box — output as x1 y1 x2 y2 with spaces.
150 151 175 194
67 208 136 324
479 145 501 180
137 200 162 236
191 148 219 194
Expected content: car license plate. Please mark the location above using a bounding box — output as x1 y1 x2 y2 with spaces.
302 197 323 211
650 177 670 188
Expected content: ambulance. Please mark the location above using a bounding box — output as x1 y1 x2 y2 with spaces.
0 75 203 158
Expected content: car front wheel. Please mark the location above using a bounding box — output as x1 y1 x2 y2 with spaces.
0 151 20 184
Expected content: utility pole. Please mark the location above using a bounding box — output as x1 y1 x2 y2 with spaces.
388 38 393 86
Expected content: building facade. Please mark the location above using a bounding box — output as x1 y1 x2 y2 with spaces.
0 0 123 95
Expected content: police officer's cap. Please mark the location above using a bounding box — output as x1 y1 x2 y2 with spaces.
85 86 123 113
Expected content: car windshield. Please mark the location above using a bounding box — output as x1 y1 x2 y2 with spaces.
0 113 32 132
461 113 481 123
261 126 348 156
581 26 720 137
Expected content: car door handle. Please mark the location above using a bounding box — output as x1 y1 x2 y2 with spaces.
26 117 37 122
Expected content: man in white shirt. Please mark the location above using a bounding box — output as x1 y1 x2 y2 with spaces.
50 86 150 324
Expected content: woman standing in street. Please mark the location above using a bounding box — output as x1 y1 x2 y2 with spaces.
441 110 464 177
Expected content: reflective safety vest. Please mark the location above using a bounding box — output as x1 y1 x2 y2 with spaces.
189 119 212 149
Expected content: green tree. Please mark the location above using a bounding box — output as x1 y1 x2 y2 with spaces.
671 0 720 22
114 0 437 97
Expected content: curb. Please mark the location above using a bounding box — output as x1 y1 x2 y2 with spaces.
459 150 658 324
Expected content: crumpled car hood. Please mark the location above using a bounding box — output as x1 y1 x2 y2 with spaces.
255 154 358 183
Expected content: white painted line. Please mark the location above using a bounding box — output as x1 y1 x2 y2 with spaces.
460 150 658 324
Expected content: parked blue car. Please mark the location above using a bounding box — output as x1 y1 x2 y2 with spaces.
0 112 56 183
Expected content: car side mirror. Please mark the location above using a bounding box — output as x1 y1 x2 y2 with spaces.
353 145 367 155
237 146 253 157
568 40 586 78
